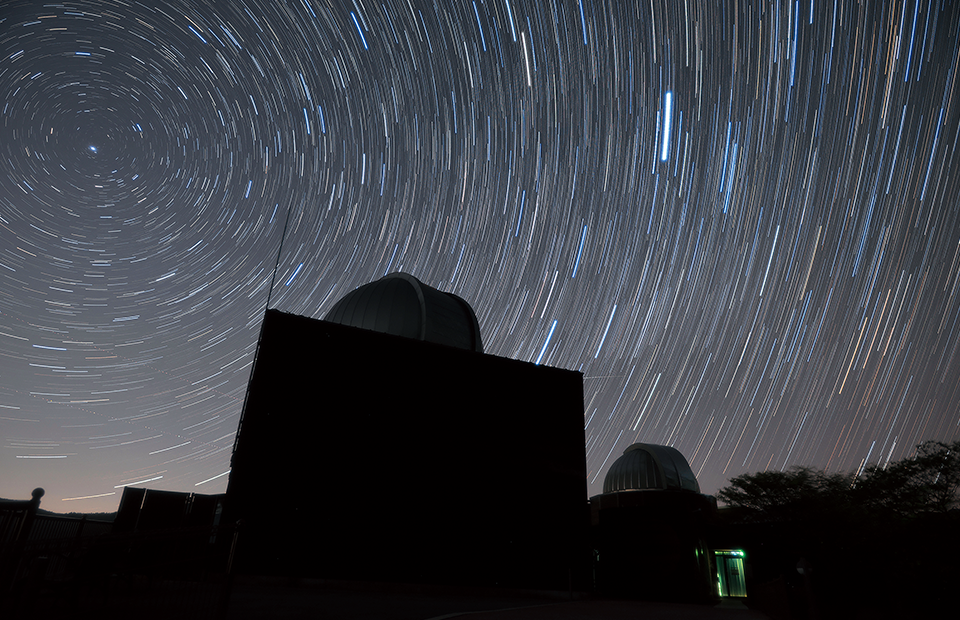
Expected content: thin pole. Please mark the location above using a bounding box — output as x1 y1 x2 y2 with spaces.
230 202 294 458
265 202 295 310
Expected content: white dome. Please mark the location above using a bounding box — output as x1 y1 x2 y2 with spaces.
602 443 701 493
324 272 483 353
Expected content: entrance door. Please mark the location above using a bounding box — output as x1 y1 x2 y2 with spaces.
714 549 747 597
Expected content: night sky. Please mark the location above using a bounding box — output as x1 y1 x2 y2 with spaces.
1 1 959 514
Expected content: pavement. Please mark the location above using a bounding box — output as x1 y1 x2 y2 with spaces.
426 598 769 620
17 573 774 619
224 578 773 620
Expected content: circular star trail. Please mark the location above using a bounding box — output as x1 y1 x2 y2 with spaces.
1 1 959 512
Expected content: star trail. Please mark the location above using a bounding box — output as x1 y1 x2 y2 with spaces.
1 1 959 513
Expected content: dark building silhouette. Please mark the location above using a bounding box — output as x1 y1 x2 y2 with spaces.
590 443 720 602
223 273 589 590
112 487 224 535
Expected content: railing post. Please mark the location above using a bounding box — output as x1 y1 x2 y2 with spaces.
2 488 44 598
217 519 242 620
16 488 44 545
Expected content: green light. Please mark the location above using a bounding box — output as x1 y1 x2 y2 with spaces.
713 549 747 597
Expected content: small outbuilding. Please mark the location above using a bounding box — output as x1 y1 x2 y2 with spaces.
590 443 719 602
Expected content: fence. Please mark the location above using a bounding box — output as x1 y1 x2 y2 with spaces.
1 490 239 618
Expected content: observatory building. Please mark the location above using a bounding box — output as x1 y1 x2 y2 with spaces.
224 273 589 590
590 443 720 602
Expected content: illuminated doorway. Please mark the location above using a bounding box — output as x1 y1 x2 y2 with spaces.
714 549 747 597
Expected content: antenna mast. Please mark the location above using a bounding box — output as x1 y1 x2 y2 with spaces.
230 202 295 459
265 202 294 310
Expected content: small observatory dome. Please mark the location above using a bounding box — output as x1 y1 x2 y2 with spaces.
324 272 483 353
602 443 701 494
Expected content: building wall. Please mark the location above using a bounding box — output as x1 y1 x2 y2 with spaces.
224 310 590 590
590 490 719 602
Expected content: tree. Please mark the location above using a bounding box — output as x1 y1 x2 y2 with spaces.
716 466 853 522
855 440 960 518
717 441 960 521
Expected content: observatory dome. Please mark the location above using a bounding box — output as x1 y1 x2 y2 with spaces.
324 272 483 353
602 443 701 494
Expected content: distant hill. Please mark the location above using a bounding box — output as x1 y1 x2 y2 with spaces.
0 497 115 522
38 508 116 521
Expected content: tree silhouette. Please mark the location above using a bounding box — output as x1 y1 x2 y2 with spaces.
717 440 960 521
716 466 853 522
856 440 960 519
